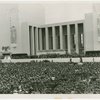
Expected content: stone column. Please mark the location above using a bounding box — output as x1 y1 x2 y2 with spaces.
35 27 38 52
67 24 71 54
75 23 79 54
29 26 34 56
45 27 49 50
52 26 56 50
31 26 34 55
60 25 63 50
39 28 42 50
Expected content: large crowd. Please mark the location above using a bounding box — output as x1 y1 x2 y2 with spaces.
0 61 100 94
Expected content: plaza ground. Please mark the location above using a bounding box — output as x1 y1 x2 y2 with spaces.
2 57 100 63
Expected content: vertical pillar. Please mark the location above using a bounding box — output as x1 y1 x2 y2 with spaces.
31 26 34 55
39 28 42 50
45 27 49 50
29 26 34 56
52 26 56 50
75 23 79 54
60 25 63 50
67 24 71 54
35 27 38 52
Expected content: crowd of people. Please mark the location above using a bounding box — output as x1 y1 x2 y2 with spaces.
0 61 99 94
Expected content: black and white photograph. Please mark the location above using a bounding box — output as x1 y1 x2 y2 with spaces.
0 0 100 98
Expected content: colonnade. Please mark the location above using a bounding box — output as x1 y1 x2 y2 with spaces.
29 21 84 55
36 22 84 54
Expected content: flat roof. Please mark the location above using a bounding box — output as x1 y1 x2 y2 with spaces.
39 19 84 28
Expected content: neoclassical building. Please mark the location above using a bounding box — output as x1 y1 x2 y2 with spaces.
29 20 84 56
28 12 100 56
0 3 100 56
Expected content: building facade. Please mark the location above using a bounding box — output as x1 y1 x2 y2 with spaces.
29 20 84 56
27 12 100 56
0 3 100 56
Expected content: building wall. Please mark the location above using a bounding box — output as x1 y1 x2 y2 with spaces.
0 4 19 53
92 4 100 51
92 13 100 51
84 12 100 52
9 4 21 54
84 13 94 52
